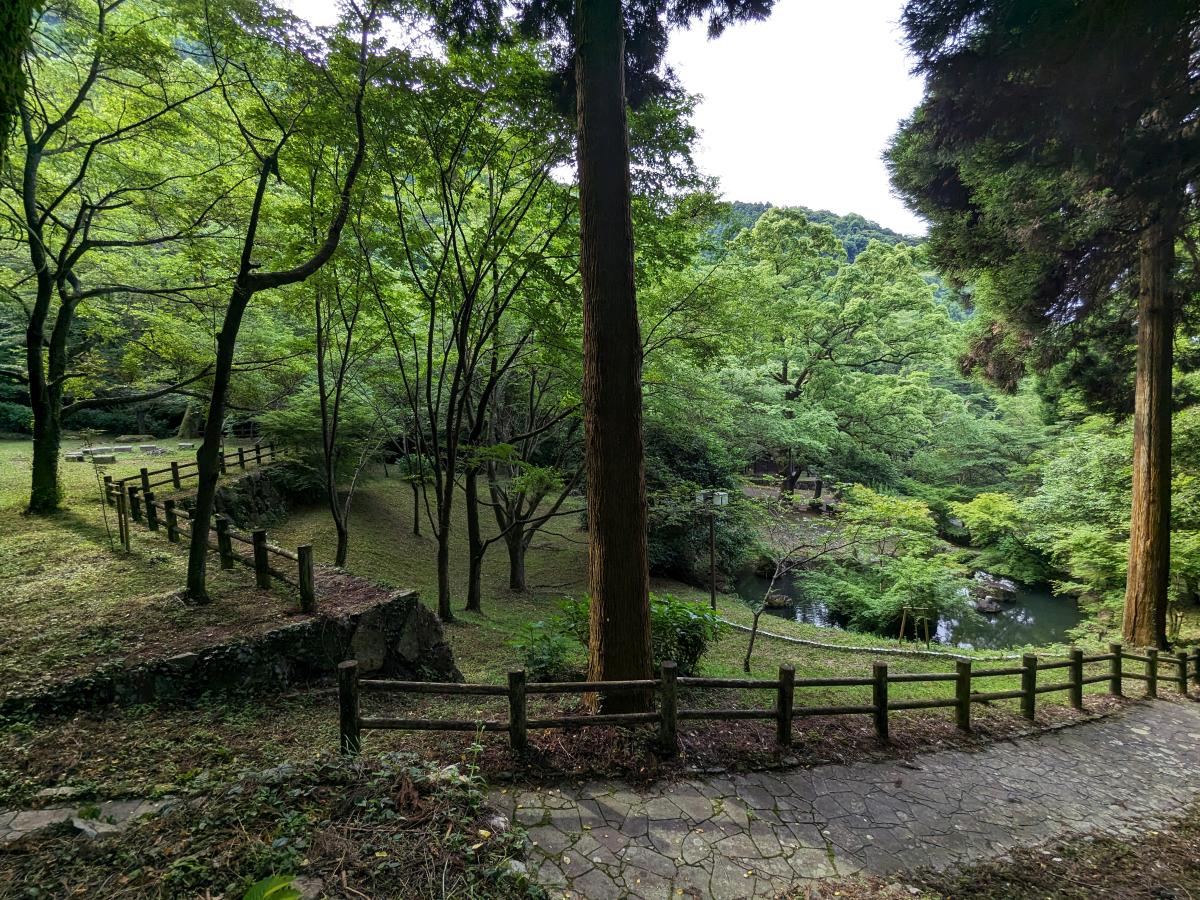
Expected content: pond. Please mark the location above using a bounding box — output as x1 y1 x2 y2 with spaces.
741 572 1084 650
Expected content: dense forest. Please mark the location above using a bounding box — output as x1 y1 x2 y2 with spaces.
2 0 1196 660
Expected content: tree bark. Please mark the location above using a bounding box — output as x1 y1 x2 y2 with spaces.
506 530 528 592
411 481 421 536
575 0 653 712
436 502 454 622
464 465 483 612
186 288 249 601
1123 216 1175 649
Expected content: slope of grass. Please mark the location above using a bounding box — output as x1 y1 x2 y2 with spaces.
0 439 297 695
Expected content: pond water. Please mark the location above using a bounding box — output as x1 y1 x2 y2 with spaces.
742 572 1083 650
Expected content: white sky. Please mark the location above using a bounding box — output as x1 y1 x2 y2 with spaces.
665 0 927 235
284 0 927 235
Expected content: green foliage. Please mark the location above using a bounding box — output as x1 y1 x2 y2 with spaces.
952 492 1050 583
559 594 723 676
243 875 300 900
509 621 577 682
790 485 973 635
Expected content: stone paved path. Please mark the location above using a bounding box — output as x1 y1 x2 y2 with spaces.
491 699 1200 899
0 797 170 844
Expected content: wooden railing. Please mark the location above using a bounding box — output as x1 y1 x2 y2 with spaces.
104 443 277 501
337 643 1199 755
103 444 314 612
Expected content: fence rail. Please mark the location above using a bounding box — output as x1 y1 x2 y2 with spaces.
103 444 314 611
103 443 277 498
337 642 1200 756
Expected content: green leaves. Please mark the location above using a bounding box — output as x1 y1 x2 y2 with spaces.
241 874 300 900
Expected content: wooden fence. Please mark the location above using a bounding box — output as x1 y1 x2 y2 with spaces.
337 643 1200 755
104 442 277 501
103 444 316 612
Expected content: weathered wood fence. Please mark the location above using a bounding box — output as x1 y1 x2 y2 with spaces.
337 643 1199 755
104 443 277 501
103 444 316 612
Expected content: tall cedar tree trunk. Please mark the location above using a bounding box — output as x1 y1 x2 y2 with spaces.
1123 215 1175 648
576 0 653 711
464 465 484 612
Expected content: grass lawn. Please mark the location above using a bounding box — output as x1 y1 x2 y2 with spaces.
0 438 300 696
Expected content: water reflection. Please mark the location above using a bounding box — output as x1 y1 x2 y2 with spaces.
743 572 1083 650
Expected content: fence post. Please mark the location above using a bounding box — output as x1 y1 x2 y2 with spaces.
254 443 263 465
103 475 115 506
163 499 179 543
1177 651 1189 694
1193 647 1200 688
338 660 360 755
171 461 182 490
140 467 151 496
660 661 678 755
1021 653 1037 721
508 670 527 754
268 443 275 461
128 485 141 521
237 447 247 469
219 448 227 475
1068 648 1084 710
955 659 971 731
144 492 159 532
1147 648 1158 699
116 489 130 552
776 664 795 747
216 516 234 569
872 662 888 743
1109 643 1123 696
252 529 270 589
298 545 316 613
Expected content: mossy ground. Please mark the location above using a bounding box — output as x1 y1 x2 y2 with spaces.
0 439 302 696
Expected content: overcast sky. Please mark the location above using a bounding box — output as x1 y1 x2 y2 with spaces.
665 0 927 235
285 0 927 235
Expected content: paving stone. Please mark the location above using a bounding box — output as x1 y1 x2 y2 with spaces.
492 701 1200 898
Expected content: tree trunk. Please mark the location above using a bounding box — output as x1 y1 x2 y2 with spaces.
464 465 483 613
411 482 421 536
334 515 349 568
575 0 653 712
186 290 248 602
28 393 62 513
506 530 528 592
177 401 200 438
436 510 454 623
1123 217 1175 649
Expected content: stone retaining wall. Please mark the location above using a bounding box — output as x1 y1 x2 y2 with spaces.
1 591 461 719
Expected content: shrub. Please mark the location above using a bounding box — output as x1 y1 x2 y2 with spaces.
509 621 578 682
558 593 722 676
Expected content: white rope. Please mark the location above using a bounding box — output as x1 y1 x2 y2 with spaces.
720 619 1023 662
